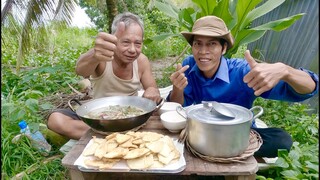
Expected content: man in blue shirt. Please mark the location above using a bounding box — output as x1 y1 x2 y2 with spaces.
167 15 318 158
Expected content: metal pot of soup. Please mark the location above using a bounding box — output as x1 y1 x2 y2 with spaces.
178 101 263 158
69 96 163 134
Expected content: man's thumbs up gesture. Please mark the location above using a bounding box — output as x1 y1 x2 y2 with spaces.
93 22 126 62
243 50 288 96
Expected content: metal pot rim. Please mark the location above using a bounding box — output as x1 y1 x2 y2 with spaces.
69 96 162 132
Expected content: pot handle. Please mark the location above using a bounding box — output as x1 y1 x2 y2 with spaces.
155 98 165 111
177 106 188 143
250 106 264 119
176 106 187 119
68 98 83 112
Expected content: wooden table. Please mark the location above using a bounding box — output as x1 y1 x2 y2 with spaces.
62 114 258 180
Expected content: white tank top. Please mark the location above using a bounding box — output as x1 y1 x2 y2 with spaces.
90 60 142 99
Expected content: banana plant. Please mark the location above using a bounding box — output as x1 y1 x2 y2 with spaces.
147 0 304 58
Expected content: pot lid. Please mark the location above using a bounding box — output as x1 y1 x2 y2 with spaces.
185 103 253 125
203 101 236 118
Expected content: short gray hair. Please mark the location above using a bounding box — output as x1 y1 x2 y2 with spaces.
111 12 144 35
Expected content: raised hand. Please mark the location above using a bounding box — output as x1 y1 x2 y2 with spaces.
143 87 162 104
170 64 189 90
93 22 126 62
243 50 287 96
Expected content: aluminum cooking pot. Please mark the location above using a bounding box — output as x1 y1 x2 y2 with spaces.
69 96 163 134
178 101 263 158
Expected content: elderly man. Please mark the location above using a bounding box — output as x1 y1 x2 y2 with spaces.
47 12 161 140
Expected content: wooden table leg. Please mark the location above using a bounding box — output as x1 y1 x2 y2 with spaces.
68 169 84 180
225 174 256 180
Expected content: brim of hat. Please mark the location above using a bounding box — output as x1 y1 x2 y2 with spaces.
181 31 234 50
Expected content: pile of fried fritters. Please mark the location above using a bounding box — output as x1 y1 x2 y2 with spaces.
82 131 181 170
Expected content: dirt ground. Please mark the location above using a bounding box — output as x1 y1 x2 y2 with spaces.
150 57 177 79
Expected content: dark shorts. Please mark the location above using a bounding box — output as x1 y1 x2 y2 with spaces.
252 127 293 158
46 108 81 121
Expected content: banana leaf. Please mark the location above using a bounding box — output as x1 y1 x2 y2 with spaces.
251 13 305 31
239 0 285 30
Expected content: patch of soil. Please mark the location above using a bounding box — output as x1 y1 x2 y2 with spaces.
150 57 177 79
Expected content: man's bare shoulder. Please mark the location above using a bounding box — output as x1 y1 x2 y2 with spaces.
137 53 151 67
137 53 149 62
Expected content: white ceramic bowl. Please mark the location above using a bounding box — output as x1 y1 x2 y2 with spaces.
160 111 187 133
158 102 181 115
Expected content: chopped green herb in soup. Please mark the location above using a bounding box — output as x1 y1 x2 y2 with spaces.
84 105 145 119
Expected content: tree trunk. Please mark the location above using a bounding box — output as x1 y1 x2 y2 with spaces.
106 0 118 33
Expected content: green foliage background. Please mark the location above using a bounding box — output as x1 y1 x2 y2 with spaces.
1 1 318 179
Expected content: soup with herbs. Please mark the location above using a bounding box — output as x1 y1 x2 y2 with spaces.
84 105 145 119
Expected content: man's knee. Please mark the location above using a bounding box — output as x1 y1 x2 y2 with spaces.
276 130 293 151
253 127 293 158
47 112 62 130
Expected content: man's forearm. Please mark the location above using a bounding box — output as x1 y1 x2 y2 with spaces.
169 87 184 105
76 49 100 78
284 66 317 94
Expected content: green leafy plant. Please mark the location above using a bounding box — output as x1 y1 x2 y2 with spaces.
254 98 319 179
257 143 319 179
147 0 304 58
277 143 318 179
143 9 187 59
1 129 67 179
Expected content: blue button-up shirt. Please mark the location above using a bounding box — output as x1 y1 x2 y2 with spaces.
168 55 319 109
